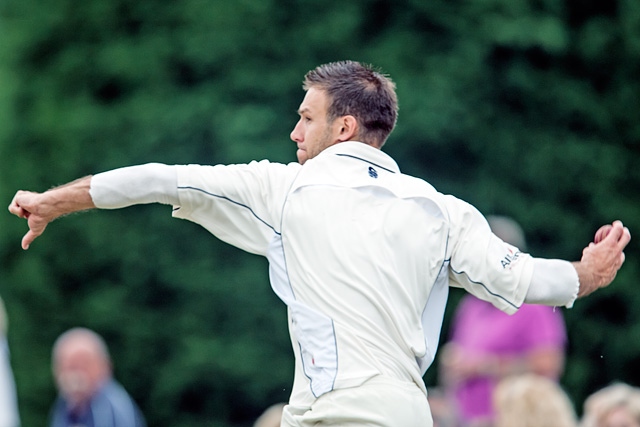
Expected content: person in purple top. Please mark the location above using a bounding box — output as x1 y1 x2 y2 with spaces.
440 216 567 427
48 328 146 427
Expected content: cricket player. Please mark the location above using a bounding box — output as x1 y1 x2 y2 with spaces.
8 61 630 426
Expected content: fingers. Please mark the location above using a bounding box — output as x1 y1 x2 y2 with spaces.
614 248 626 266
618 227 631 251
8 199 26 219
602 220 631 251
601 220 631 244
8 191 35 219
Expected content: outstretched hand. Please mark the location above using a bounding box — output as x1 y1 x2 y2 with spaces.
7 176 95 250
8 190 55 250
574 220 631 297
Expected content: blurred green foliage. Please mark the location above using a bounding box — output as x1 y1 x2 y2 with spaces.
0 0 638 425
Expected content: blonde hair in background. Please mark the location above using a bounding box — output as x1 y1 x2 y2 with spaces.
494 373 578 427
580 382 640 427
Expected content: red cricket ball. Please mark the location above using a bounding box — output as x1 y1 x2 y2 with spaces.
594 224 613 243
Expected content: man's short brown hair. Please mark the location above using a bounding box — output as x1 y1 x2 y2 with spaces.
303 61 398 148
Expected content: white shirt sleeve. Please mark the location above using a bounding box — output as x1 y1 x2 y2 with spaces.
171 161 300 256
444 195 580 313
90 163 179 208
444 196 533 314
525 258 579 308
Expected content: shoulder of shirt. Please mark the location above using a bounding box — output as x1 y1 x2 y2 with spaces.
304 142 453 204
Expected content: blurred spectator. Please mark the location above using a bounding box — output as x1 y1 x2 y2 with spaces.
0 296 20 427
254 402 286 427
580 382 640 427
439 215 567 427
493 373 578 427
428 387 460 427
49 327 146 427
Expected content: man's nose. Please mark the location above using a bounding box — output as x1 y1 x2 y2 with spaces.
290 121 302 142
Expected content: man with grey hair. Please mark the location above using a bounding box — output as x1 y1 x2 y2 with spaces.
49 327 146 427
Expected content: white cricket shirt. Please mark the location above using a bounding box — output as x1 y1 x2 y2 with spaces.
169 141 555 408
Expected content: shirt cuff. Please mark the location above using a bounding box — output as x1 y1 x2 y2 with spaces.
525 258 579 308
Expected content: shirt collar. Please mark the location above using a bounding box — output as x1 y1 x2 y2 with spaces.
319 141 401 174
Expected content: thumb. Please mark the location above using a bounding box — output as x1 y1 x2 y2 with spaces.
22 233 32 250
21 230 37 250
22 221 46 250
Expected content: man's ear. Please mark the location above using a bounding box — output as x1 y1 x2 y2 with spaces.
337 115 358 142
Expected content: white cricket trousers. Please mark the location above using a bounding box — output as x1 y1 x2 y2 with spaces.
281 376 433 427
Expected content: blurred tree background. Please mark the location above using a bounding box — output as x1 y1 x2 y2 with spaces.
0 0 638 425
